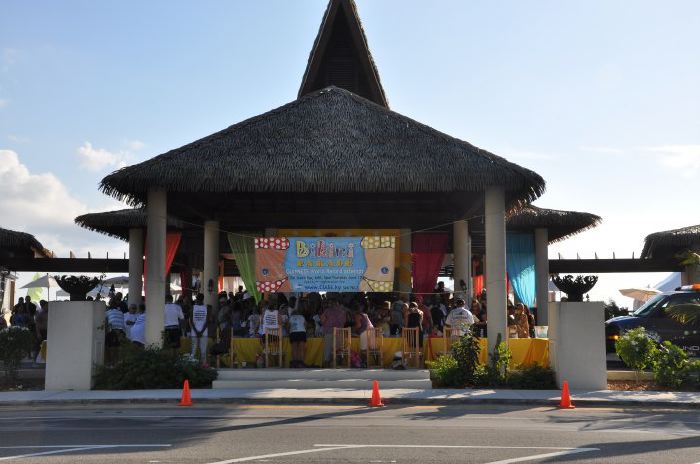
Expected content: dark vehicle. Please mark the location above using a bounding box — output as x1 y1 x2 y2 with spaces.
605 285 700 357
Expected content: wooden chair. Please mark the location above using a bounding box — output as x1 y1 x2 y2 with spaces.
332 327 352 368
365 327 384 368
438 327 461 358
402 327 423 368
264 327 283 368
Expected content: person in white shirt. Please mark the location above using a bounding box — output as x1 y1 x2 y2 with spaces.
163 294 185 352
288 309 307 368
130 304 146 346
246 309 261 338
259 305 280 336
445 298 477 336
124 304 138 341
190 293 209 364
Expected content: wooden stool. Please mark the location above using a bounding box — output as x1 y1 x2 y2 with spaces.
332 327 351 368
264 328 283 368
365 328 384 368
402 327 423 368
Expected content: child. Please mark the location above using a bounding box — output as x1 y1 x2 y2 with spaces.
246 308 261 338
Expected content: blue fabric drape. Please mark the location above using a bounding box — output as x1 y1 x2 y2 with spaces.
506 232 536 307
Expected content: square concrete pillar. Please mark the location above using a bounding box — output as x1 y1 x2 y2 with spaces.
548 301 606 390
45 301 106 390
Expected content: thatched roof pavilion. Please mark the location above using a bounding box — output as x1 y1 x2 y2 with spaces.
506 205 601 243
0 227 51 259
100 86 544 230
641 224 700 259
75 208 185 241
95 0 549 350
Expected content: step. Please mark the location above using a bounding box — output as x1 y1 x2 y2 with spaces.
212 378 432 390
607 370 654 381
215 368 429 382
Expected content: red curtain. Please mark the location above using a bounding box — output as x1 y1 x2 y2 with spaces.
473 275 484 297
143 231 182 295
411 233 448 295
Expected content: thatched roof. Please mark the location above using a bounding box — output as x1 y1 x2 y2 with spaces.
0 227 51 258
75 209 185 241
100 86 545 209
506 205 601 243
299 0 388 107
641 224 700 259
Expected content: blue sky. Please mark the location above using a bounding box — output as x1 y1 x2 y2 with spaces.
1 1 698 304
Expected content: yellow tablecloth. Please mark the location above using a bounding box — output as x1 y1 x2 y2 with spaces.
226 337 549 368
41 337 549 369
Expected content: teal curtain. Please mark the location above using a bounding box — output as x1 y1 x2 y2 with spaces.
227 233 262 304
506 232 536 307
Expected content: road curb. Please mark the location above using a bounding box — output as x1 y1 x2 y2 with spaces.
0 396 697 408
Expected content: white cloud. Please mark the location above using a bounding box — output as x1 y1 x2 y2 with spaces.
7 134 30 143
76 142 129 171
0 99 7 108
124 139 145 151
578 146 624 155
644 145 700 178
0 149 129 258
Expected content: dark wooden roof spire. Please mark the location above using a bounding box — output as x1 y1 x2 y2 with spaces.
299 0 388 107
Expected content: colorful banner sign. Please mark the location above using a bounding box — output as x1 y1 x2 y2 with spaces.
255 236 395 293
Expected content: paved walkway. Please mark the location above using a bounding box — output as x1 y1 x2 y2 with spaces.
0 387 697 407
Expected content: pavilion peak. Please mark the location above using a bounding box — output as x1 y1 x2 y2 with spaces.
299 0 388 108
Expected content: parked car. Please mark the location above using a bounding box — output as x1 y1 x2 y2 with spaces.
605 284 700 357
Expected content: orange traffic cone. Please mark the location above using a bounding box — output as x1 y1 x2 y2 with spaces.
179 379 193 407
559 381 575 409
368 380 384 407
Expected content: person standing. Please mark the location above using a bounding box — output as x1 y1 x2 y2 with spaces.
105 299 126 365
445 298 477 336
124 303 138 341
163 294 185 353
288 309 307 368
353 306 374 364
34 300 49 361
190 293 209 365
131 304 146 347
320 297 347 367
404 302 424 346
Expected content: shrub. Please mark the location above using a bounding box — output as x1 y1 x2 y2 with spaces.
0 326 34 381
615 327 659 377
507 364 557 390
653 342 694 389
94 345 217 390
470 335 513 387
451 331 482 382
428 355 464 388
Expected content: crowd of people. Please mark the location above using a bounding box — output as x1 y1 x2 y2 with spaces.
5 282 539 368
4 296 49 361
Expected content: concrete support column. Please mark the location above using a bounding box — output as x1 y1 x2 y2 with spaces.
145 190 167 346
534 228 549 325
203 221 220 312
485 187 507 356
399 228 412 296
453 220 472 300
128 228 144 307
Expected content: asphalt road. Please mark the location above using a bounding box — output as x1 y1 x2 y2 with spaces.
0 403 698 463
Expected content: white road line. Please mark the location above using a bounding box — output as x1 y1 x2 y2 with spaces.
205 446 359 464
314 444 592 450
0 444 171 462
217 444 599 464
484 448 599 464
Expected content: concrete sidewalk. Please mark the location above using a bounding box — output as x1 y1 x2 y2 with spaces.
0 387 697 408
